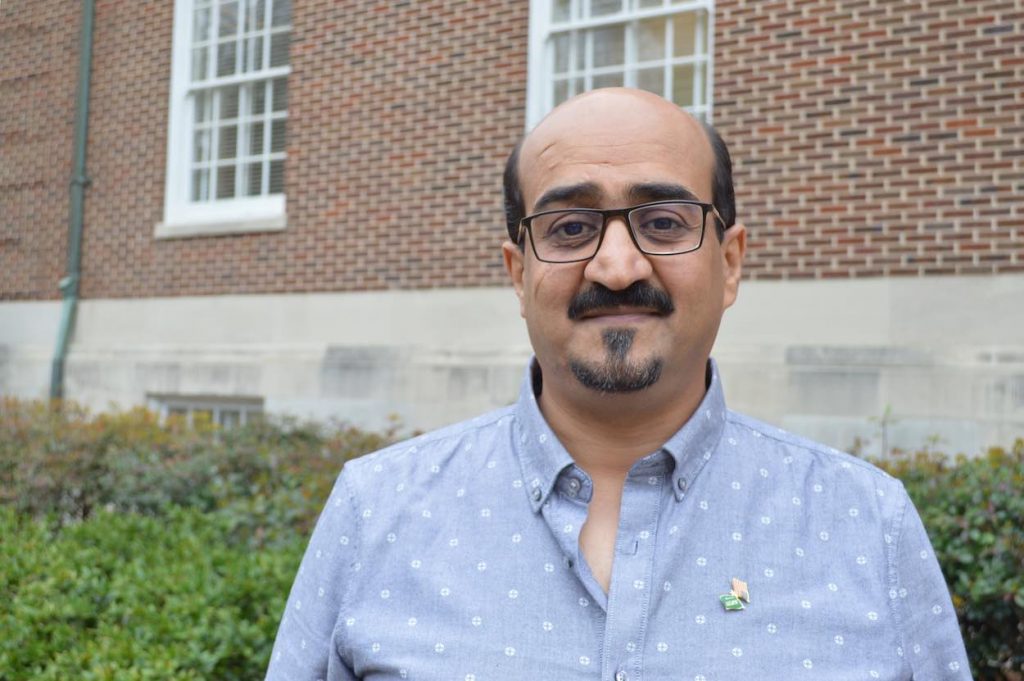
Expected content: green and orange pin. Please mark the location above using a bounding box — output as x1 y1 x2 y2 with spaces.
720 577 750 611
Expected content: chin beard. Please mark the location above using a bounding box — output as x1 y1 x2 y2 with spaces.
568 328 663 393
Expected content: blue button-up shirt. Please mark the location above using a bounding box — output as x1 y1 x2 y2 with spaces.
267 360 970 680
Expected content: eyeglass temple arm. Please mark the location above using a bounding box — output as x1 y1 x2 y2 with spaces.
710 205 730 230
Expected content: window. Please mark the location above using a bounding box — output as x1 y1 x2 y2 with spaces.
149 394 264 428
159 0 291 238
526 0 714 128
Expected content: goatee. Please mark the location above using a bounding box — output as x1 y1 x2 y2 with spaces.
569 328 663 393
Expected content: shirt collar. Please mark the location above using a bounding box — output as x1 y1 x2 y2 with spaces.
513 357 729 512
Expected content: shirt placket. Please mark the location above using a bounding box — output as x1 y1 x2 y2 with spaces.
600 467 665 681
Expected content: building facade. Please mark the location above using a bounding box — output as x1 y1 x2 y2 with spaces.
2 0 1022 455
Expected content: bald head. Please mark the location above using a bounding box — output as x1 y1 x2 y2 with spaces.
503 88 735 243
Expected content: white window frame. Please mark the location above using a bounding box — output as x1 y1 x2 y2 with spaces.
148 393 264 428
158 0 290 239
526 0 716 130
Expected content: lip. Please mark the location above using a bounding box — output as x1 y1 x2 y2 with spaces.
578 309 662 323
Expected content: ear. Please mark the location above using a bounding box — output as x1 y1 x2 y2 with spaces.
502 240 527 318
720 223 746 309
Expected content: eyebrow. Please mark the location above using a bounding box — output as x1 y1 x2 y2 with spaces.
532 182 604 212
532 181 704 213
627 182 702 204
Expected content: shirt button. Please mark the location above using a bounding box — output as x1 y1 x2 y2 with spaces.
566 477 581 497
676 477 687 492
615 671 628 681
531 488 542 502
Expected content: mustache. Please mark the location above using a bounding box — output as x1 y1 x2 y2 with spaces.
567 282 675 320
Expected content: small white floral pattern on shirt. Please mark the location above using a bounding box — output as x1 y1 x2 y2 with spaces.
266 360 971 681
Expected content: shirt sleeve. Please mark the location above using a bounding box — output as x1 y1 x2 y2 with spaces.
892 485 973 680
265 467 361 681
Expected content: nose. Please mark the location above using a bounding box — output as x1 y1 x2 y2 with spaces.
583 217 654 290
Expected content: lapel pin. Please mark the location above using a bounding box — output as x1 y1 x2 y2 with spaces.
720 593 745 611
720 577 750 611
731 577 750 603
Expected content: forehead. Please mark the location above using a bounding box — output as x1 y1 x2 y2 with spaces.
518 90 715 210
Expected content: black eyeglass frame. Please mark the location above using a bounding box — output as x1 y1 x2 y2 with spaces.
516 199 729 264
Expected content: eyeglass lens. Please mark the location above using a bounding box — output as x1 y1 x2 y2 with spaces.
530 202 705 262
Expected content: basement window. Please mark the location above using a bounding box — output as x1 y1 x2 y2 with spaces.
149 394 264 428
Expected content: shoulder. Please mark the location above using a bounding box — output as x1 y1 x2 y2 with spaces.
723 410 908 510
340 404 518 494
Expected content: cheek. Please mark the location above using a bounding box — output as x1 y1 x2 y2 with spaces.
658 258 722 313
524 262 582 307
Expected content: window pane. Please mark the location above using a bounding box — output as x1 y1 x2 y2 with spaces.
252 80 267 113
269 31 290 67
638 0 663 7
272 78 288 111
272 0 291 27
218 1 238 37
270 119 286 153
193 7 212 42
243 35 264 72
592 71 624 88
671 63 695 106
194 91 213 123
217 41 236 76
245 163 263 195
219 410 241 428
191 47 209 81
219 125 238 159
553 79 570 106
249 121 264 154
180 0 289 207
588 0 621 18
637 17 667 62
193 129 212 163
591 25 624 68
672 12 698 57
637 67 664 95
246 0 265 30
553 34 570 74
220 85 240 120
192 169 210 201
268 159 284 193
217 165 237 198
552 0 571 22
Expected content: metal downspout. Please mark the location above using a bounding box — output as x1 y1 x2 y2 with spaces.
50 0 96 400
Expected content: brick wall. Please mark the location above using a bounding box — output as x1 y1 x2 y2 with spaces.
1 0 1021 301
718 0 1024 279
0 0 79 300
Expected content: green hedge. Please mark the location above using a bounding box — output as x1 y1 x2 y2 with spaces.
876 443 1024 678
0 399 395 544
0 399 1021 678
0 506 303 680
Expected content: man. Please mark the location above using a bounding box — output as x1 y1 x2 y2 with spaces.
266 89 970 680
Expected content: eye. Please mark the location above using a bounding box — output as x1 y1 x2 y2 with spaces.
558 221 589 237
645 216 684 231
542 212 602 244
632 204 702 243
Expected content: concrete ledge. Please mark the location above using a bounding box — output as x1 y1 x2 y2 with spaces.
2 275 1022 454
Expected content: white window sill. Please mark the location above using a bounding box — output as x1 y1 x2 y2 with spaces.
155 211 286 240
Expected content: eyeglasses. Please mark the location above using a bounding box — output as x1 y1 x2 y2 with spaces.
517 200 726 264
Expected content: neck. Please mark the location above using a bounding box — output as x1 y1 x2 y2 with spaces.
537 362 708 476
